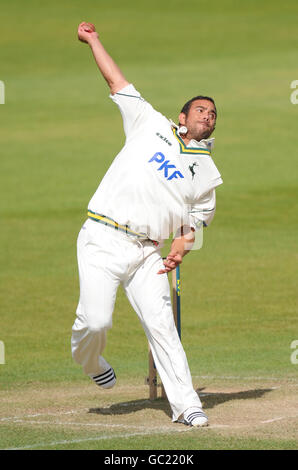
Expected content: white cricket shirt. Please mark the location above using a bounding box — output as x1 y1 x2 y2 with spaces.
88 84 223 242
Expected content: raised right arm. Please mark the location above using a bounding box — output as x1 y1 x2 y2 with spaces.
77 22 129 95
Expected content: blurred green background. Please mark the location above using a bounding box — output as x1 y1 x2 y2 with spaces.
0 0 297 390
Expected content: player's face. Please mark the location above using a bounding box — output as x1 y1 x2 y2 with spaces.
179 99 217 141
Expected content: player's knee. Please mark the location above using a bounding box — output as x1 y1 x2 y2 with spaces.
73 304 112 333
86 318 112 333
144 312 176 339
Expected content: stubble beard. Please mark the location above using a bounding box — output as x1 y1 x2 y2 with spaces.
187 123 215 141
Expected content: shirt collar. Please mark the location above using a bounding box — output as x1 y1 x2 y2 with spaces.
169 120 215 154
188 136 215 150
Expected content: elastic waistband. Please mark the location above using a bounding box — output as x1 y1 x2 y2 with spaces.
87 210 159 246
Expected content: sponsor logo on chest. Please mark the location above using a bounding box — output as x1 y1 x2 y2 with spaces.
148 152 184 181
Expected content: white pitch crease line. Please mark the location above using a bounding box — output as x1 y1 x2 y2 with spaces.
5 414 298 449
6 427 194 451
5 419 177 432
260 415 298 424
0 404 163 423
194 375 298 383
210 414 298 429
8 412 298 450
0 405 158 423
0 409 87 422
261 417 284 424
6 415 298 432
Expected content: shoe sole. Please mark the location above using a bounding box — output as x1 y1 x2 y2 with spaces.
191 420 209 427
177 418 209 427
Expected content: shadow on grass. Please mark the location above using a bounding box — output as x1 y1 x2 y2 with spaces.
89 396 172 418
88 387 274 418
197 387 274 410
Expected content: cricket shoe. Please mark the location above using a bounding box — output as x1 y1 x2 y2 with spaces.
90 358 116 389
182 407 208 427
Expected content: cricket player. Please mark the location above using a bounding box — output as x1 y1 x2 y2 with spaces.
71 22 223 427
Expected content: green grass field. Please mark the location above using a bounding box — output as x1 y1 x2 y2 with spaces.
0 0 297 450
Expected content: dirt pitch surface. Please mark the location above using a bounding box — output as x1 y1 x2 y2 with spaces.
0 377 297 450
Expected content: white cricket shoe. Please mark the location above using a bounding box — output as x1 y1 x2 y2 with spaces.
90 358 116 389
182 407 208 427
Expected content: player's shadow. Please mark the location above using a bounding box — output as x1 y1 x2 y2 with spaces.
88 387 273 418
196 387 274 410
89 396 172 418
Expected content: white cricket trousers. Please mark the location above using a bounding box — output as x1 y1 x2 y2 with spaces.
71 218 202 421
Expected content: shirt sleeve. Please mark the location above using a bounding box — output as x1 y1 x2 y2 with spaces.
189 189 217 230
110 84 156 138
